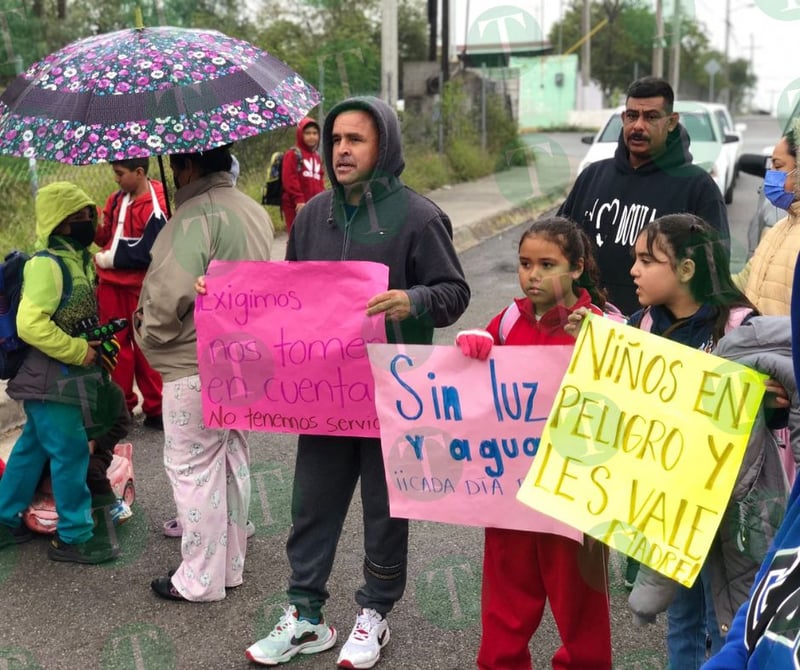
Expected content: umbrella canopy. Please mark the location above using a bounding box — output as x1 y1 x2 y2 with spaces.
0 26 320 164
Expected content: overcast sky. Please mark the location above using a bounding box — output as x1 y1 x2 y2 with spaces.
688 0 800 113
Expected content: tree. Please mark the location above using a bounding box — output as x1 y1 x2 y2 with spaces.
0 2 44 83
236 0 426 173
253 0 427 109
727 59 755 112
398 1 428 63
0 0 260 88
553 0 657 102
550 0 756 107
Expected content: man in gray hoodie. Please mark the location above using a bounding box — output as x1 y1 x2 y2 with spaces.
245 97 470 669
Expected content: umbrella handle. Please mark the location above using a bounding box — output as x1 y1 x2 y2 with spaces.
157 154 172 218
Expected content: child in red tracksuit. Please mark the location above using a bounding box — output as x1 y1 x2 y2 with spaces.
456 217 613 670
94 158 166 429
280 117 325 235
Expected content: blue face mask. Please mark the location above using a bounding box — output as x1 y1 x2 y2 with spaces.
764 169 796 210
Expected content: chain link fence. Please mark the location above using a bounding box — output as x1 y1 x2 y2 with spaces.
0 157 112 251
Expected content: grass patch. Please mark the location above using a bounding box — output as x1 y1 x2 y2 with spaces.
402 147 451 193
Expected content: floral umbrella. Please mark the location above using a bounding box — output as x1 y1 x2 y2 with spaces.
0 26 320 164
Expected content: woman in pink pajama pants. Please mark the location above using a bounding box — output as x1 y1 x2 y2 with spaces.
162 375 250 600
133 145 273 602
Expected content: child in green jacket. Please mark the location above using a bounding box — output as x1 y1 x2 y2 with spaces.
0 182 119 564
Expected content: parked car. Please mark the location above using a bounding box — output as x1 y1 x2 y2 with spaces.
737 151 778 256
704 102 747 184
738 97 800 257
578 101 741 203
577 105 624 175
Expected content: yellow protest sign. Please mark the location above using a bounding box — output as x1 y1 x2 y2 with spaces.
516 314 766 587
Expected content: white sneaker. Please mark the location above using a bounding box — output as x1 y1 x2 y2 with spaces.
336 608 390 669
109 499 133 526
245 605 336 666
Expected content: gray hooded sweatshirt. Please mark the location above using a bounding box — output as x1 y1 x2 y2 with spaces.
286 96 470 344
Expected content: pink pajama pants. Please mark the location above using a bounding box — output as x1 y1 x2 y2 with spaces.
163 374 250 601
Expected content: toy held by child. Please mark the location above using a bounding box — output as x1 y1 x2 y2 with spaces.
457 216 613 670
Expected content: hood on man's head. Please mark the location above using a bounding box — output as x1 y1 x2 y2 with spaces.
322 96 405 187
35 181 96 245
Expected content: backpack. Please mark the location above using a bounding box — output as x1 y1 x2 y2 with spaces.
0 250 70 379
261 147 303 207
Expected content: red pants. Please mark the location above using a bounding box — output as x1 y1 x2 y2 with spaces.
281 201 296 237
477 528 612 670
97 282 162 418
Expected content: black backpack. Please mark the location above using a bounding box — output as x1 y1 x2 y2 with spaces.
0 250 70 379
261 147 303 207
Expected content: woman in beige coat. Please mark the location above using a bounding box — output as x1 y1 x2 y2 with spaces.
732 123 800 477
733 125 800 315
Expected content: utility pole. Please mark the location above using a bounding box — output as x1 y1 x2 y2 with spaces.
539 0 545 36
427 0 437 61
381 0 398 108
669 0 681 94
749 32 756 113
441 0 450 83
580 0 590 108
653 0 664 78
723 0 731 106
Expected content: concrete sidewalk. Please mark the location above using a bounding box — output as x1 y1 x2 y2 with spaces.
0 167 564 458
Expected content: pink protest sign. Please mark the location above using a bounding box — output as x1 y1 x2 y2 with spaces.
367 344 579 534
196 260 388 437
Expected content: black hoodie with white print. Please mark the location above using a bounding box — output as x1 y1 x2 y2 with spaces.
558 124 729 315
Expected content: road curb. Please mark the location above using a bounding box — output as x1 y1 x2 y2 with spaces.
452 192 566 254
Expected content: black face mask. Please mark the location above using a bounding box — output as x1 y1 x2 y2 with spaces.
65 220 95 249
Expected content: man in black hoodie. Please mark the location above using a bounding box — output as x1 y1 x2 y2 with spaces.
559 76 729 315
245 97 469 669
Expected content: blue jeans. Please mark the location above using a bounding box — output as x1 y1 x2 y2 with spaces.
667 566 725 670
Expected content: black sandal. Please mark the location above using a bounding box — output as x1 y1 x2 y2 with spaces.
150 575 188 601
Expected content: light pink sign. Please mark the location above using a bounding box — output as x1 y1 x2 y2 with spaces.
196 260 388 437
367 344 581 535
